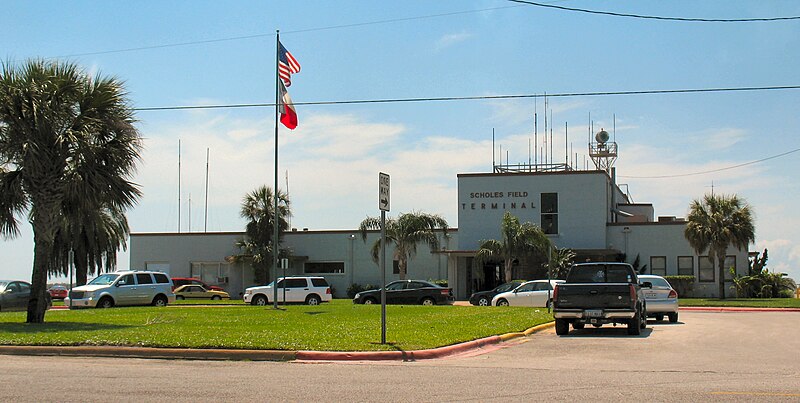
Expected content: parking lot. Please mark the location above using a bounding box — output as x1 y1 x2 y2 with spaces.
2 311 799 401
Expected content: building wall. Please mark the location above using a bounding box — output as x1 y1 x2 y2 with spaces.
607 222 749 298
130 230 454 299
457 171 612 250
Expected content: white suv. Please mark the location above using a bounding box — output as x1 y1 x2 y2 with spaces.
64 270 175 309
243 276 332 306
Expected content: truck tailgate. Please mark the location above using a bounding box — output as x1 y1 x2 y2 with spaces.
555 283 633 310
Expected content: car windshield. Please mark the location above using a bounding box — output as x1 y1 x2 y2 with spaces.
88 274 119 285
495 283 519 293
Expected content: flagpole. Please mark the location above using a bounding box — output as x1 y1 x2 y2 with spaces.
273 29 280 309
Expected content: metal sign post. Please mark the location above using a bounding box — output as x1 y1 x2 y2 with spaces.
378 172 390 344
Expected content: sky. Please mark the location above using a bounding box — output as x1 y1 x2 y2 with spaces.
2 1 799 282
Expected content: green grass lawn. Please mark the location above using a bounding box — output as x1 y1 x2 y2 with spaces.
680 298 800 308
0 300 552 351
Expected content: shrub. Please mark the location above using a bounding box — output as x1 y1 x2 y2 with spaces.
430 279 448 288
346 283 377 299
664 275 696 298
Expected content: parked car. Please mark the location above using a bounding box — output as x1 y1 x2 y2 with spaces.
468 281 525 306
171 277 224 292
64 270 175 309
492 280 565 307
243 276 332 306
638 274 679 323
48 285 69 300
352 280 454 306
1 280 51 312
174 285 230 300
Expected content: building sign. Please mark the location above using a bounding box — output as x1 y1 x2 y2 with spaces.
461 190 537 211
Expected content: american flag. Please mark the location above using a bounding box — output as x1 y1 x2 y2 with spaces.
278 41 301 86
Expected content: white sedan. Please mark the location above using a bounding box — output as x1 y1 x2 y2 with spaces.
492 279 564 307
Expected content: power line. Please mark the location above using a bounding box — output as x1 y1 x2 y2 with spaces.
618 148 800 179
135 85 800 112
43 5 524 60
508 0 800 22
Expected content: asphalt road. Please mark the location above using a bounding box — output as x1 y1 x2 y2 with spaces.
2 311 799 402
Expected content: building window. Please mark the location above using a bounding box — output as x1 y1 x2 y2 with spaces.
304 262 344 274
541 193 558 235
677 256 694 276
190 262 231 285
650 256 666 276
724 255 737 282
698 256 714 282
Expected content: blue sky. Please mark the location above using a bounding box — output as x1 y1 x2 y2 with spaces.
3 1 799 282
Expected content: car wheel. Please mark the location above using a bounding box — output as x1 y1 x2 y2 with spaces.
572 322 585 330
628 310 642 335
421 297 435 306
477 297 490 306
306 295 321 305
555 319 569 335
655 314 664 322
668 312 679 323
212 295 221 301
152 295 168 307
363 297 377 305
176 295 185 300
497 299 509 307
546 298 553 309
97 297 114 309
252 295 267 306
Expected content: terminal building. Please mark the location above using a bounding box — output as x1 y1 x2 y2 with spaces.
130 131 749 299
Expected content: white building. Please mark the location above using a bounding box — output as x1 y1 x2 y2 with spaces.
130 136 750 299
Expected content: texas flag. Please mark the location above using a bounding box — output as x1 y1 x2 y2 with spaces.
278 80 298 130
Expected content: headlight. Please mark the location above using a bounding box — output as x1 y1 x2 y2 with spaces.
354 293 361 299
85 292 95 299
244 290 252 295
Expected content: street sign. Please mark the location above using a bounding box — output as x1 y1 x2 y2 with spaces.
379 172 390 211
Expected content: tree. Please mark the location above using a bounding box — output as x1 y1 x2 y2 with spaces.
49 203 130 286
235 186 291 284
359 211 449 280
474 211 552 283
547 247 576 279
0 59 142 323
684 194 755 299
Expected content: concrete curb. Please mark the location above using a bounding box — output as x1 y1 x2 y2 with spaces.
680 306 800 313
0 345 295 361
297 322 555 361
0 323 555 362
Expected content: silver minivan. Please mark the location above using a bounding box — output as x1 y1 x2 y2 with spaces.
65 270 175 309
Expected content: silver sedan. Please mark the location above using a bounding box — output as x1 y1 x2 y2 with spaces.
639 274 679 322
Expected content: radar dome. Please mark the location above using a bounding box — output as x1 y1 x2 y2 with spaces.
595 129 609 144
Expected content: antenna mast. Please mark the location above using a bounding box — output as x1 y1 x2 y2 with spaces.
178 139 181 233
204 148 209 232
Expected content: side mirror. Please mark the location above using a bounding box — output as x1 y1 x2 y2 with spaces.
641 282 653 288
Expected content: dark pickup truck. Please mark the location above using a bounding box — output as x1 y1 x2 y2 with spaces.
552 262 650 336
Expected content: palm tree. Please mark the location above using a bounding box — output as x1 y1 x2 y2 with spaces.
685 194 755 299
235 186 291 284
0 60 142 323
49 203 130 286
547 247 576 280
359 211 449 280
474 211 552 283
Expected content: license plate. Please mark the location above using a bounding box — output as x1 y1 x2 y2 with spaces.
584 309 603 318
645 292 658 299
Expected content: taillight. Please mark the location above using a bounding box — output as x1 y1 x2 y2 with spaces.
326 287 331 295
630 284 637 302
668 290 678 299
553 284 559 301
440 289 449 295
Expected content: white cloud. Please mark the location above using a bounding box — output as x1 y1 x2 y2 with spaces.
435 32 472 50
